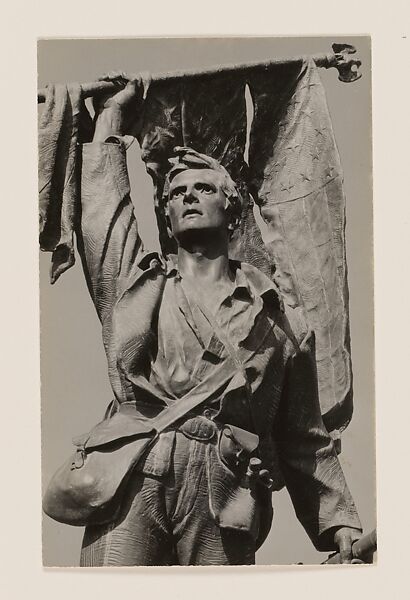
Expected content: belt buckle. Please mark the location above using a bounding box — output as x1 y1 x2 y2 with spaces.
180 415 216 441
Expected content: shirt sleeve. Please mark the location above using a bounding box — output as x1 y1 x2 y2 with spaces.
273 330 362 552
78 138 145 323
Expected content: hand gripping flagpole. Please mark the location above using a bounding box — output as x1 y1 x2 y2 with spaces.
322 530 377 564
37 43 361 103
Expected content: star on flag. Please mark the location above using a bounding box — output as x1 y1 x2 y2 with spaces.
280 179 295 193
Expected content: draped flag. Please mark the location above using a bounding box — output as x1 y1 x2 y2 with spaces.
38 57 353 435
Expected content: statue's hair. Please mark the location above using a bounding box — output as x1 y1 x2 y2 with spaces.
162 147 243 234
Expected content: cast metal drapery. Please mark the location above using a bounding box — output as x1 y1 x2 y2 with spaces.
37 43 362 436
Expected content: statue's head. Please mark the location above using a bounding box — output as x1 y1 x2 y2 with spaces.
163 147 242 242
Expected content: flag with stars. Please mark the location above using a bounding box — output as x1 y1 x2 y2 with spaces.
248 58 352 434
38 55 354 435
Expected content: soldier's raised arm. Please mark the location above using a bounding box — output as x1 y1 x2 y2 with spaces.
78 74 148 323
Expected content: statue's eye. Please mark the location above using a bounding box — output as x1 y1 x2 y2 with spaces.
196 183 214 194
170 187 185 200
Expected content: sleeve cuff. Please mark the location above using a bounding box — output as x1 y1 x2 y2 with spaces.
316 518 363 552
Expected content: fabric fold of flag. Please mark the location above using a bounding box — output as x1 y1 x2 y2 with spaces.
248 58 352 432
38 84 93 283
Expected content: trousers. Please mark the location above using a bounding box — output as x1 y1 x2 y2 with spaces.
80 418 256 566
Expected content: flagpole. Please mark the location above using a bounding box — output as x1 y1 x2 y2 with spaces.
37 43 361 103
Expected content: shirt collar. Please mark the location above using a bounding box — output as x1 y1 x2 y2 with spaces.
239 261 283 311
164 255 281 310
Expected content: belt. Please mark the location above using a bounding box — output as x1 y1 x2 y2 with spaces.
113 400 220 441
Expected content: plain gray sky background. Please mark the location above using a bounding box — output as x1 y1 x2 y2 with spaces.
38 36 375 567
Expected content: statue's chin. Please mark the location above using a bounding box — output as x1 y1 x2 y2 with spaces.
173 226 228 247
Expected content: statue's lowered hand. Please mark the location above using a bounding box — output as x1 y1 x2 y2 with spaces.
334 526 362 564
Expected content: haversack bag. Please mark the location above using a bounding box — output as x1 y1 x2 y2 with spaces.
43 357 240 527
42 410 156 526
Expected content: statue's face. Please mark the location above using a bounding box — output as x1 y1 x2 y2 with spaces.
167 168 228 240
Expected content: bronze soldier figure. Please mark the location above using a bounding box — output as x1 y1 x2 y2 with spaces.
44 76 362 566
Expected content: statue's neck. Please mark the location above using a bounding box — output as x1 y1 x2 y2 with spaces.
176 232 232 287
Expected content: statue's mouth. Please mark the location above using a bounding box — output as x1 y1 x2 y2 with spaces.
183 208 202 217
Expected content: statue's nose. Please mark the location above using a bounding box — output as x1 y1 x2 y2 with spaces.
183 190 199 204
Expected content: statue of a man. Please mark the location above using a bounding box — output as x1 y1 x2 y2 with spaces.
52 77 362 566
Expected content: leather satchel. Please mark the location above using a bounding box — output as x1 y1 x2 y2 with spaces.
43 411 156 526
43 359 238 527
